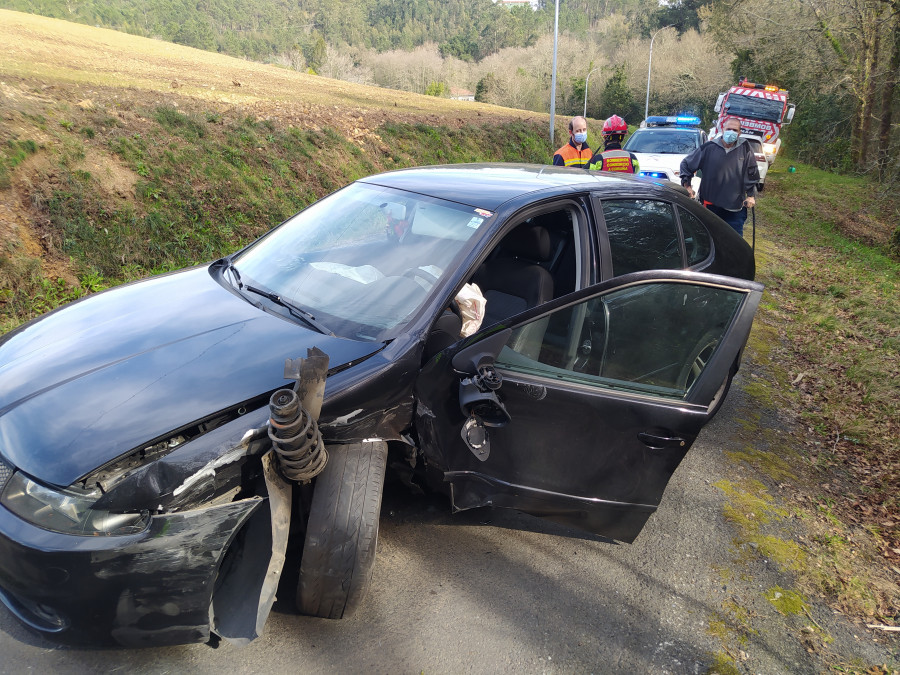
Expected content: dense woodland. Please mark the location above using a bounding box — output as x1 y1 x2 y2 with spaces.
4 0 898 185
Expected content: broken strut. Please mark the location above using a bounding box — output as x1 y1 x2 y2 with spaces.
267 347 330 483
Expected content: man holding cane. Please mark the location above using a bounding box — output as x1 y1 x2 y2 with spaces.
679 116 760 236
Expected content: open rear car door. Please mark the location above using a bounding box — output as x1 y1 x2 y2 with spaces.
415 270 763 542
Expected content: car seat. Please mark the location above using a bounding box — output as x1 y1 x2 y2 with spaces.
423 301 463 361
473 222 554 360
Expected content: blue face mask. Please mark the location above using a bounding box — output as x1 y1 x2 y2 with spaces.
573 132 587 144
723 129 739 144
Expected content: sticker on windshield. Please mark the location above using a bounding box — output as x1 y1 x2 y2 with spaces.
474 208 493 217
466 217 484 229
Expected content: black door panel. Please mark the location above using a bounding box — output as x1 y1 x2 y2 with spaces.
443 377 707 506
416 271 762 541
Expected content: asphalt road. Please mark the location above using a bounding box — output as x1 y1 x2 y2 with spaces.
0 376 891 674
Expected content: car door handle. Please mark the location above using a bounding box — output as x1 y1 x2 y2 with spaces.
638 432 687 450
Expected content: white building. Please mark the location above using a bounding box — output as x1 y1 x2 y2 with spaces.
494 0 537 9
450 88 475 102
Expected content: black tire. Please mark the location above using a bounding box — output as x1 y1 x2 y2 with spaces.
297 440 388 619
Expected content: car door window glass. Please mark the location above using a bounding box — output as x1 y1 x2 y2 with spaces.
467 207 582 360
495 281 745 400
677 207 712 266
601 200 682 275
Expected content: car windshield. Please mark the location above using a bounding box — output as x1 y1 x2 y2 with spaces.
723 94 784 122
234 182 488 341
624 129 700 154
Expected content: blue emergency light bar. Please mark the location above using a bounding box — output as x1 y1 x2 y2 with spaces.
645 115 702 127
639 171 669 179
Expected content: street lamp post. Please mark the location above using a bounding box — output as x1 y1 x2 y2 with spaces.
644 24 674 120
583 66 600 119
549 0 560 145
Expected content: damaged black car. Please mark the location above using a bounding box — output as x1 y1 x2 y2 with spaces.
0 164 762 647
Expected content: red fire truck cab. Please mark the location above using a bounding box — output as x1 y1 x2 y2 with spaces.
714 79 796 166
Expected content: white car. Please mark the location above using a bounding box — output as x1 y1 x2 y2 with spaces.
738 133 770 191
624 117 708 194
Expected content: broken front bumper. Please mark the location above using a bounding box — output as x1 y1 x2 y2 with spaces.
0 495 263 647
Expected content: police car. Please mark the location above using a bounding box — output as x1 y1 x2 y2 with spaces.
623 116 707 194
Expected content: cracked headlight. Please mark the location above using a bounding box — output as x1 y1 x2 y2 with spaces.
1 471 150 536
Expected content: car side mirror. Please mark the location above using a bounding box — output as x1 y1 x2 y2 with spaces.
459 368 510 427
452 329 513 460
714 94 724 113
458 382 510 462
451 328 512 375
785 104 796 124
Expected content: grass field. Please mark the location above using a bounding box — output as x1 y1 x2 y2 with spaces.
0 10 566 333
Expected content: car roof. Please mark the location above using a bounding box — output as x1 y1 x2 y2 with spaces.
357 162 654 211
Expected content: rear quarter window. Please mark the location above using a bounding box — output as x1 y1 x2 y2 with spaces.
677 206 712 266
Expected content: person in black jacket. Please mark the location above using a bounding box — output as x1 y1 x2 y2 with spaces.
679 116 760 236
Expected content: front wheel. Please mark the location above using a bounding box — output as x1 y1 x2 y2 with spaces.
297 440 388 619
705 366 735 419
677 334 736 419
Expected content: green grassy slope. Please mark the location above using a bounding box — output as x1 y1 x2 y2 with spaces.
0 11 560 333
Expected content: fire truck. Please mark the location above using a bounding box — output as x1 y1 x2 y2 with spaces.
713 78 796 165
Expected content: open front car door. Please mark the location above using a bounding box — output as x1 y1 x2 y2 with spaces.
415 270 763 543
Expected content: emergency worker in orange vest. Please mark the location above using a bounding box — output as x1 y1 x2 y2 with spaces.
587 115 640 173
552 116 593 168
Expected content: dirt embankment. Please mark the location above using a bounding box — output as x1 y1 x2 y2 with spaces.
0 9 540 134
0 9 546 289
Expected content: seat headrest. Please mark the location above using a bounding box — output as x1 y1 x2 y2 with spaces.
504 224 551 262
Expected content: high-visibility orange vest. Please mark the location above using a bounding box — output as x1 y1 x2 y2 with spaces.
553 141 592 168
597 149 636 173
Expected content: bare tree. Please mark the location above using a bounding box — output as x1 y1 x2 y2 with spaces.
320 44 373 84
704 0 899 173
367 43 446 94
877 2 900 174
621 29 731 115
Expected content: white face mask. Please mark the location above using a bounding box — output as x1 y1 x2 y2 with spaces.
723 129 739 144
573 132 587 144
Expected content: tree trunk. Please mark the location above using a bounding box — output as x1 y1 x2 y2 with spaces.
857 3 882 168
877 11 900 177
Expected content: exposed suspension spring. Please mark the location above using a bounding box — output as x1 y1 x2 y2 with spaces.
268 388 327 483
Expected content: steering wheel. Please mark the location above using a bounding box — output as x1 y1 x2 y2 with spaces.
402 266 440 290
663 238 682 260
683 235 698 262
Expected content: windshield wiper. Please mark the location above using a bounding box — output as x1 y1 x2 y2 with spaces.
245 285 333 336
225 260 243 289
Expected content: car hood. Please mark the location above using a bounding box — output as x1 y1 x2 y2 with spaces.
632 152 683 172
0 266 384 486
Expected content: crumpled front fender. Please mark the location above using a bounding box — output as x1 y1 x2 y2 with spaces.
95 497 265 647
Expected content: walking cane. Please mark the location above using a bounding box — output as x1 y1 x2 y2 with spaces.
751 205 756 252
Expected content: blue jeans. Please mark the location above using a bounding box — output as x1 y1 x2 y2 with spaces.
706 204 747 236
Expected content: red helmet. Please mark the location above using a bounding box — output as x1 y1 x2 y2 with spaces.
602 115 628 136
